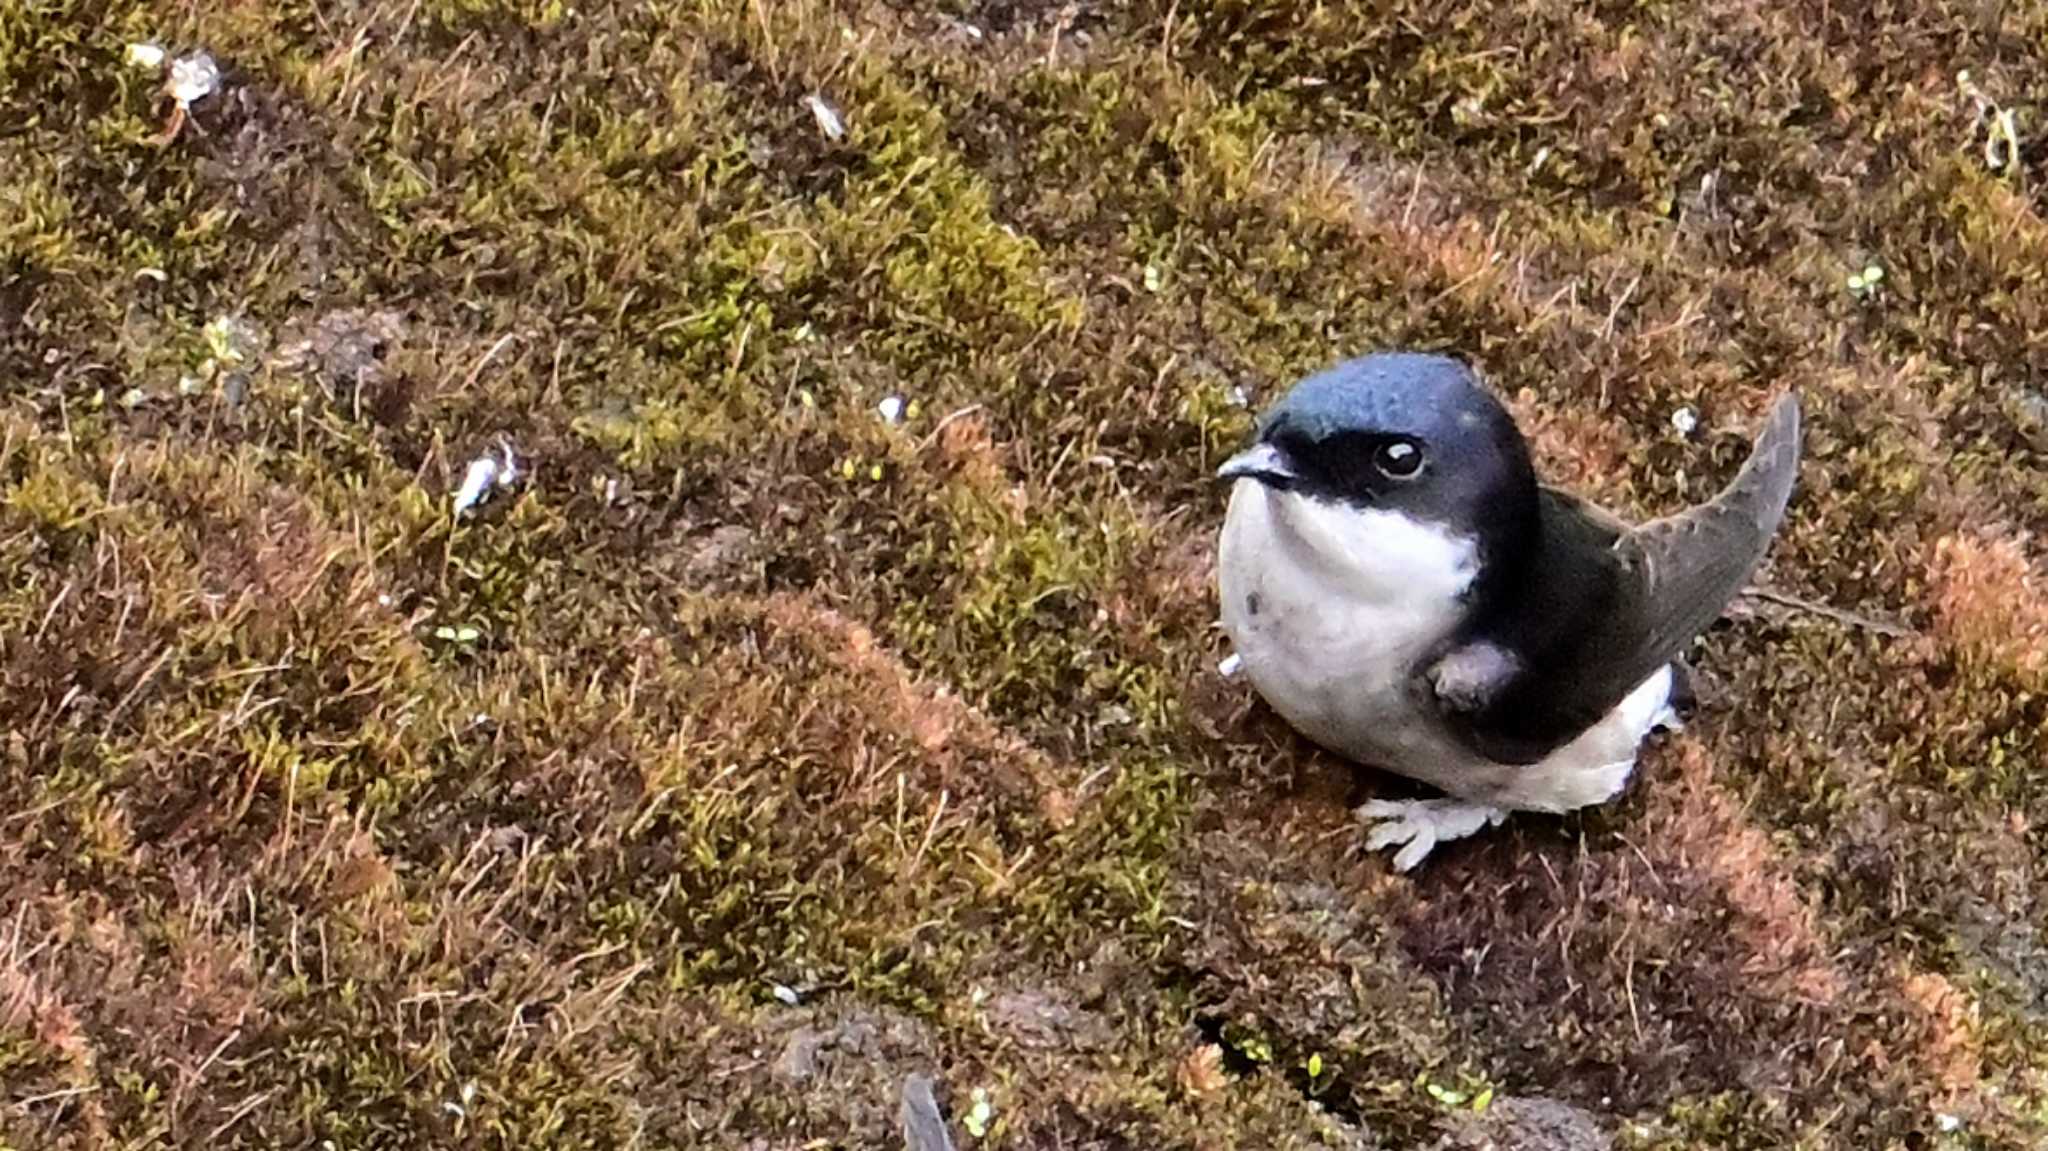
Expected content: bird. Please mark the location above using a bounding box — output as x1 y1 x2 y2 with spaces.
1214 352 1801 872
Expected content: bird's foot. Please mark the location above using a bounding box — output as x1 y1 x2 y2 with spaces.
1355 798 1507 872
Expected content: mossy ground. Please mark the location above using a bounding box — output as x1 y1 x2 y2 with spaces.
4 1 2047 1147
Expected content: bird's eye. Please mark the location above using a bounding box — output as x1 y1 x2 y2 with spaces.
1373 439 1425 480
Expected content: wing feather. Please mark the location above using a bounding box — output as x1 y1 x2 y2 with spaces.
1433 393 1802 764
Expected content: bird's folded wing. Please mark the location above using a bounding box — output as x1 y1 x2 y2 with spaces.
1434 393 1802 765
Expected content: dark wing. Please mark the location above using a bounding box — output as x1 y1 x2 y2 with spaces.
1432 393 1802 764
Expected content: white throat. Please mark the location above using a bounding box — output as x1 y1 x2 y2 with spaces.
1257 485 1479 610
1216 481 1480 766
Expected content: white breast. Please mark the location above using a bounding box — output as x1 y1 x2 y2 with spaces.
1216 482 1671 813
1217 483 1476 760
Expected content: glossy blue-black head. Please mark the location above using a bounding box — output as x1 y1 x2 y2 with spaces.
1218 352 1539 547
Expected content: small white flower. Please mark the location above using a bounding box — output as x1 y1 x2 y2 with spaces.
125 42 166 71
878 395 906 424
770 983 801 1006
805 94 845 141
1669 406 1699 437
167 51 220 108
1936 1113 1963 1133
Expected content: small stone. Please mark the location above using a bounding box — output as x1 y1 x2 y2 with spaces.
770 983 801 1006
167 51 220 108
878 395 906 424
453 455 501 517
125 42 166 71
1218 653 1243 679
451 441 518 516
1670 406 1699 437
2012 388 2048 450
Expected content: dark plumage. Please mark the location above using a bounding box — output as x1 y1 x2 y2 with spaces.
1217 350 1801 828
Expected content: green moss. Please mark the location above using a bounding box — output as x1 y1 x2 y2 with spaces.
5 0 2048 1147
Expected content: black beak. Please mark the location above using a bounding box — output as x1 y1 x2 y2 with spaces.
1216 443 1296 487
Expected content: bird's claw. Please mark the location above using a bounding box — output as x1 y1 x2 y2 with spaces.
1355 798 1507 872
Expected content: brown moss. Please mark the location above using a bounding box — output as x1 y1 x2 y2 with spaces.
7 0 2048 1146
1929 529 2048 688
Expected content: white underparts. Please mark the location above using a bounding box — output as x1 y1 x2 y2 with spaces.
1217 483 1677 871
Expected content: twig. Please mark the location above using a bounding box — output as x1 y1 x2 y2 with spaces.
206 1090 273 1141
458 332 521 392
14 1085 99 1110
1735 586 1917 639
909 789 950 875
101 645 175 736
917 404 985 452
1600 275 1641 339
